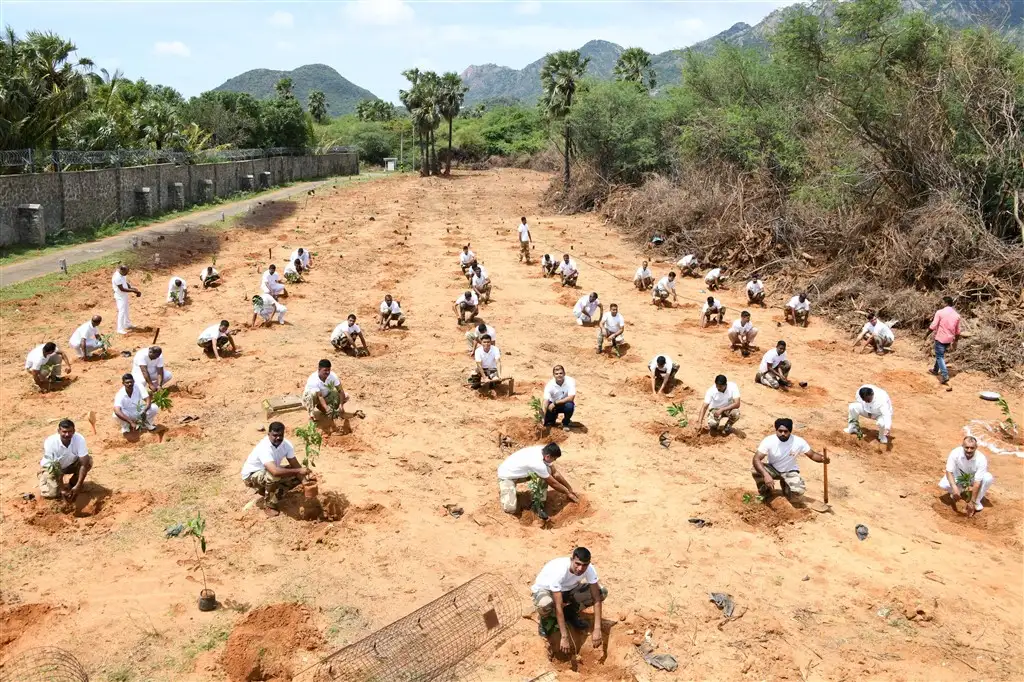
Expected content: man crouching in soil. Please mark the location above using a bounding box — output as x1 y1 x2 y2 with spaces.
752 418 828 502
532 547 606 654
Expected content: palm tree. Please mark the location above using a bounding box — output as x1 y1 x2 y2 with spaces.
418 71 442 175
540 50 589 191
399 69 428 175
275 77 294 99
308 90 328 123
140 99 179 150
614 47 656 91
437 72 468 175
23 30 94 152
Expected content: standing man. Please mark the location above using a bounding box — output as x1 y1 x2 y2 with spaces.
112 373 158 433
541 254 559 278
251 294 287 327
166 277 188 306
517 216 533 264
459 245 477 280
752 418 828 501
198 320 235 358
471 264 492 304
573 292 602 327
39 420 93 502
332 314 369 355
854 311 895 355
649 354 680 395
704 266 726 290
697 374 741 435
241 422 311 517
497 442 577 519
845 384 894 444
558 254 579 288
597 303 626 355
785 293 811 327
69 315 105 360
756 341 792 389
677 254 700 277
925 296 961 385
465 321 497 356
290 247 312 271
531 548 606 652
633 261 653 290
543 365 577 430
652 272 677 307
199 265 220 288
303 359 346 421
701 296 726 327
260 264 287 298
111 265 141 335
746 277 765 307
471 334 502 389
379 294 405 330
132 346 172 392
939 436 993 516
728 311 758 355
455 290 480 325
25 342 71 390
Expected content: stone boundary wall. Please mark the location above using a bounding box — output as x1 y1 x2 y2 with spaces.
0 151 358 246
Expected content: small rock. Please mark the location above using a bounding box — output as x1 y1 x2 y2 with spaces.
802 575 809 581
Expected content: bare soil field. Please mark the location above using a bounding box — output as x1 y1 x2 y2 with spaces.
1 169 1021 681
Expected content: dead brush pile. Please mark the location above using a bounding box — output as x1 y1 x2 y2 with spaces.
601 167 1024 378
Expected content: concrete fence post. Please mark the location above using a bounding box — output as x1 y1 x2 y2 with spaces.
258 171 271 190
15 204 46 245
134 187 154 217
200 178 214 203
241 174 255 191
169 182 185 210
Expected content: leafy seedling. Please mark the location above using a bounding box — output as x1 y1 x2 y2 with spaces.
955 472 975 501
181 512 209 592
150 387 173 410
850 421 864 441
528 396 543 424
527 473 549 520
284 272 301 284
169 291 181 305
97 333 113 355
742 493 764 505
667 402 689 428
295 420 322 470
324 384 343 418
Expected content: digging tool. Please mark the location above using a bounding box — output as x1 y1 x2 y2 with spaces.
823 447 829 504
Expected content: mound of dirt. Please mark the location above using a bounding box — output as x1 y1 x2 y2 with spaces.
517 491 594 529
222 603 323 682
725 488 811 531
498 417 567 448
1 603 52 653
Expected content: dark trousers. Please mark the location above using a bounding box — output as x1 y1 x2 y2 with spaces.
544 402 575 426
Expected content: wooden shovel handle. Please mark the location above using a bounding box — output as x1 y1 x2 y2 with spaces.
823 446 829 504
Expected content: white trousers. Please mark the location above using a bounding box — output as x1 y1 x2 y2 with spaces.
263 283 285 297
848 403 892 433
939 472 994 507
132 368 173 386
74 340 104 358
113 405 159 433
114 294 132 334
261 304 287 324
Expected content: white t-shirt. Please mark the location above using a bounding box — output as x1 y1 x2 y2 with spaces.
574 295 600 317
380 300 402 315
654 276 675 293
634 266 652 281
474 345 500 370
261 270 282 293
199 266 219 281
649 354 674 373
747 280 764 295
25 344 51 371
601 311 625 333
41 432 89 469
532 556 600 594
558 259 577 275
498 445 551 480
255 294 279 314
460 250 476 266
757 434 811 473
332 322 361 341
861 320 894 343
69 321 99 348
702 298 723 314
945 447 989 481
518 223 531 242
470 324 496 341
787 295 810 312
284 262 301 277
759 348 788 373
704 268 722 282
542 255 554 266
729 318 754 334
704 382 740 410
855 384 893 418
471 269 489 289
198 324 225 343
678 254 697 268
113 383 149 416
304 371 341 397
166 277 187 302
241 437 297 480
544 377 577 404
290 249 310 268
132 348 165 384
457 292 480 307
112 270 129 297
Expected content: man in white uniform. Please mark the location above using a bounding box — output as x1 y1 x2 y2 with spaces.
112 373 158 433
497 442 577 518
652 272 677 307
517 216 533 264
471 334 502 388
649 354 680 395
290 247 312 271
283 258 304 283
752 418 828 500
541 254 559 277
454 290 480 325
69 315 105 359
845 384 894 443
379 294 405 330
677 254 699 276
853 311 894 354
704 266 726 290
465 321 496 356
459 245 477 280
697 374 741 435
557 254 579 288
470 264 492 303
332 314 369 355
785 293 811 327
39 419 93 502
597 303 625 354
198 320 235 358
111 265 141 334
633 261 653 290
728 311 758 355
532 548 606 650
573 292 602 327
543 365 577 429
199 265 220 288
241 422 311 517
132 346 172 392
302 359 347 420
746 278 765 307
251 293 287 327
260 264 287 298
756 341 792 389
26 342 71 390
166 277 188 306
701 296 726 327
939 436 993 516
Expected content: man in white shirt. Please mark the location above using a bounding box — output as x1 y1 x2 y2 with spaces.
785 293 810 327
470 264 492 303
752 418 828 500
517 216 533 264
543 365 577 429
290 247 312 271
756 341 792 389
652 272 677 307
378 294 405 330
69 315 106 359
704 266 726 290
939 436 993 516
853 311 894 355
251 293 287 327
283 258 304 283
471 334 502 388
198 320 235 358
573 292 602 327
39 419 93 502
541 254 559 277
260 264 287 298
845 384 894 443
728 311 758 355
459 245 477 280
112 373 158 434
454 290 480 325
497 443 577 518
633 261 653 290
199 265 220 288
532 547 606 651
332 314 369 355
746 278 765 307
558 254 579 288
649 354 680 395
241 422 311 517
132 346 173 392
465 321 496 355
166 277 188 306
25 342 71 390
698 374 741 435
111 265 141 335
677 254 699 276
701 296 726 327
597 303 626 355
302 359 346 420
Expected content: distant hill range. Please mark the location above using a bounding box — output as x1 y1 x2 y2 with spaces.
461 0 1024 105
212 64 379 116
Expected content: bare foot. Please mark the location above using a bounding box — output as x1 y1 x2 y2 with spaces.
264 508 280 518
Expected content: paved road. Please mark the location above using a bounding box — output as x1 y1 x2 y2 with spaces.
0 175 363 287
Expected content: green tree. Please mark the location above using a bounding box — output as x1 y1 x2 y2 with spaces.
400 69 442 176
437 72 468 175
614 47 656 91
274 76 294 99
540 49 590 190
140 99 179 150
261 96 312 147
308 89 329 123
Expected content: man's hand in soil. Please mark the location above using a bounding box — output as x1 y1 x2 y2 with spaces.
965 502 976 518
592 629 603 649
566 491 579 504
560 635 572 654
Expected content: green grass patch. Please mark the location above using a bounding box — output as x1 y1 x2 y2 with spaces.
0 252 127 305
179 621 231 668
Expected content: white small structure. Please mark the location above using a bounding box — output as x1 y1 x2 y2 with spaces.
384 157 398 172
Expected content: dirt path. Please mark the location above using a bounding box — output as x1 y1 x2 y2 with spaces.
0 170 1020 681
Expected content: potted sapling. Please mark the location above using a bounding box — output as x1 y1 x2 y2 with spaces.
181 512 216 611
325 384 343 418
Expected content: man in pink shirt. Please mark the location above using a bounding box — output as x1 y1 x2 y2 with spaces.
925 296 961 384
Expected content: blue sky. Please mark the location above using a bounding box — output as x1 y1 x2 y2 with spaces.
1 1 793 103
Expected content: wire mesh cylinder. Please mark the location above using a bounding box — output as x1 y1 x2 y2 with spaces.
0 647 89 682
318 573 520 681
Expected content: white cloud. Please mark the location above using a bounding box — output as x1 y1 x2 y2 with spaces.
152 41 190 58
267 11 294 28
343 0 414 26
515 1 542 15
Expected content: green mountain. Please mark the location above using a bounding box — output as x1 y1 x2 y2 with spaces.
212 64 378 116
461 0 1023 104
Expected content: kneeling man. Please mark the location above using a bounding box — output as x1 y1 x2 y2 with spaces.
497 442 577 519
39 419 93 502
